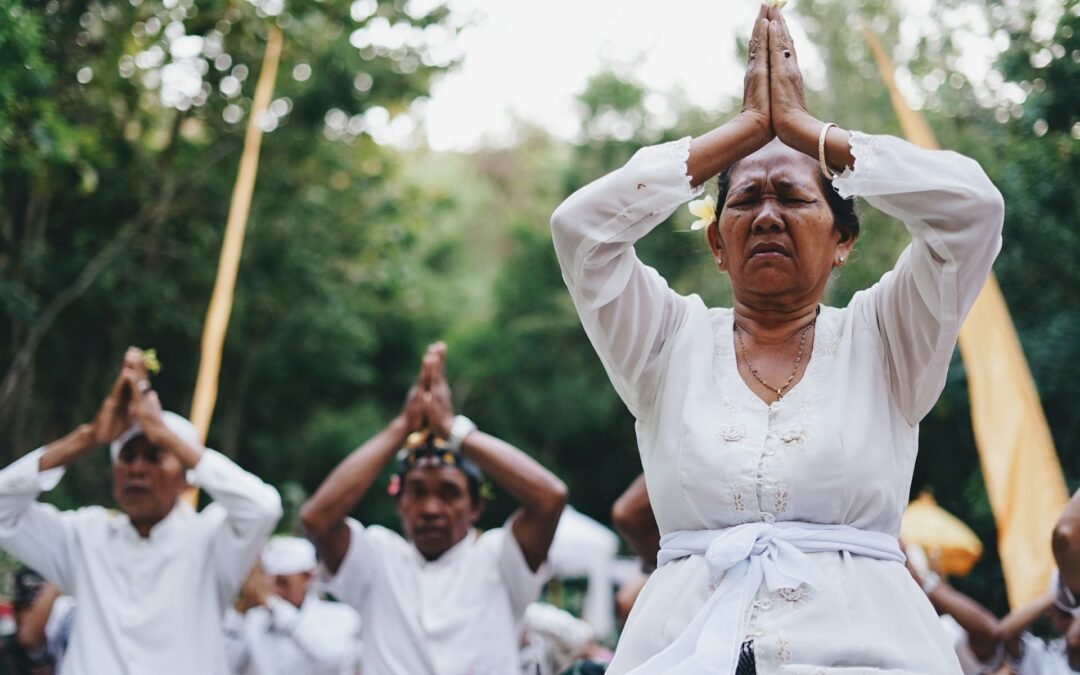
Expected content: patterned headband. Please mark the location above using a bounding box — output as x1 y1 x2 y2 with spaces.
389 431 491 499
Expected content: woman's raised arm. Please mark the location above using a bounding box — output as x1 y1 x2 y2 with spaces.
686 5 776 185
551 5 781 419
767 8 856 174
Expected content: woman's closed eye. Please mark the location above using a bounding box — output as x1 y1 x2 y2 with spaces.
726 196 760 209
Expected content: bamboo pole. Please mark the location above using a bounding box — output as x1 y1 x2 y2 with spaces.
186 25 284 504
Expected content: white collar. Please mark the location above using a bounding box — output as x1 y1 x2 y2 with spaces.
411 528 479 568
109 500 195 542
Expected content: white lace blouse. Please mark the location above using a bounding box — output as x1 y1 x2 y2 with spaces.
551 133 1004 674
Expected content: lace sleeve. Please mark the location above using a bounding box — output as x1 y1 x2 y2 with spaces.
551 138 704 418
836 132 1004 424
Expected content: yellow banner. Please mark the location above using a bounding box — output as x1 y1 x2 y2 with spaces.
864 28 1067 607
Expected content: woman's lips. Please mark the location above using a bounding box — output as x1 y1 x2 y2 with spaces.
749 242 792 258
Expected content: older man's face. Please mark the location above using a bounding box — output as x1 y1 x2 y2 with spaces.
396 464 481 561
112 436 188 533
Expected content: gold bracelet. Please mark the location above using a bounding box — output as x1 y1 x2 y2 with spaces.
818 122 838 180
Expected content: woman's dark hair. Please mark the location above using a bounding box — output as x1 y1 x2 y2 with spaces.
715 160 860 243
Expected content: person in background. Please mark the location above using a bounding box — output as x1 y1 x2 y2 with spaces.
519 602 608 675
301 343 567 675
904 547 1007 674
0 348 282 675
908 543 1080 674
610 475 659 628
611 475 659 572
1052 488 1080 670
225 536 362 675
1001 579 1078 674
7 568 75 675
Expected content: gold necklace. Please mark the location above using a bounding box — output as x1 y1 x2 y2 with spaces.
733 317 816 401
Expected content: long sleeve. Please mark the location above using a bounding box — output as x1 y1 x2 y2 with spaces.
195 450 283 603
0 449 78 593
551 137 704 419
834 133 1004 424
264 597 360 671
222 608 252 673
320 519 379 612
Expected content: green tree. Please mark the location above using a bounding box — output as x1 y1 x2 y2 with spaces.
0 0 463 520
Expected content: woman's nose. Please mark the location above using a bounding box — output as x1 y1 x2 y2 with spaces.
750 199 785 233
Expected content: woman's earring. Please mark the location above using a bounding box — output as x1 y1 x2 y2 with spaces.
837 255 846 266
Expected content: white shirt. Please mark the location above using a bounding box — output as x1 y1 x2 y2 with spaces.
519 602 597 675
1013 634 1078 674
21 593 76 669
44 594 76 668
225 595 362 675
551 133 1003 673
0 447 283 675
939 614 1001 675
637 523 904 673
324 519 546 675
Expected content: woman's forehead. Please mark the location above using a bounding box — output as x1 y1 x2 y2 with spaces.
729 142 820 189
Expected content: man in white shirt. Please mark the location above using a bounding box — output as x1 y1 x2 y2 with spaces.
1053 488 1080 670
10 567 75 675
0 348 282 675
904 549 1006 674
964 574 1079 675
300 342 567 675
225 536 362 675
519 602 607 675
1012 632 1079 675
1007 569 1079 675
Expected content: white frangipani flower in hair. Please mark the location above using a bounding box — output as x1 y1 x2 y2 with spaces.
688 195 717 231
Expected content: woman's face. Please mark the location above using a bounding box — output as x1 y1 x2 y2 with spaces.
709 140 855 311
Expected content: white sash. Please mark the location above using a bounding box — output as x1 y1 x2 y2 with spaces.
627 521 905 674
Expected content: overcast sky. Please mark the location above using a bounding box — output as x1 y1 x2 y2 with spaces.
422 0 764 150
414 0 1032 151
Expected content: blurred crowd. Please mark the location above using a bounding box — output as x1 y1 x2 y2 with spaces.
0 347 1075 675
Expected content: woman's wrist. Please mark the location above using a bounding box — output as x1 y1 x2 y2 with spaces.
774 111 822 156
775 112 855 176
688 114 773 186
733 110 774 149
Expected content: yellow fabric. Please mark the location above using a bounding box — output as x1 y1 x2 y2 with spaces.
865 28 1067 607
185 26 284 506
956 277 1068 606
901 492 983 577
